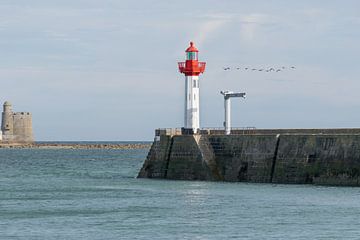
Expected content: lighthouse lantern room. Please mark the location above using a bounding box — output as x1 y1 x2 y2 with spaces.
178 42 206 133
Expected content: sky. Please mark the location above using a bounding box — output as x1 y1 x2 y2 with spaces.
1 0 360 141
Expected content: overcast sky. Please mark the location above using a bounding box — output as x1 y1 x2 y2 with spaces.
1 0 360 141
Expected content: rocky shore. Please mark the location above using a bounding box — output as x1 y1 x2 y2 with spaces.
0 142 151 149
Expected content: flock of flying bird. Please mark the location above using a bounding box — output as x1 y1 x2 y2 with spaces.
222 66 296 72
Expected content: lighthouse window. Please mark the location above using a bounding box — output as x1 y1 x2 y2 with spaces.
187 52 197 60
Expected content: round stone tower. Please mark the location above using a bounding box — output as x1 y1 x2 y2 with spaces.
1 101 14 136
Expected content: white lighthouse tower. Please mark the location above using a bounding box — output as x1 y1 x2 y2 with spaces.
178 42 206 133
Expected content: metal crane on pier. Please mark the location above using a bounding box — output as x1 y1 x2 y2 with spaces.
220 91 246 135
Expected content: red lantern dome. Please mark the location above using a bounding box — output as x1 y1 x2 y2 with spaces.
178 41 206 76
185 42 199 52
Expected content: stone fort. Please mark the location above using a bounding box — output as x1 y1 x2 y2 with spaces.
0 101 34 143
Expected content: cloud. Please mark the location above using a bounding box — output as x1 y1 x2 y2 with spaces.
193 13 274 44
301 8 332 18
193 14 232 46
238 14 272 41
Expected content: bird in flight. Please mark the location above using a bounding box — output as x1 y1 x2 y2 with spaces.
221 66 295 73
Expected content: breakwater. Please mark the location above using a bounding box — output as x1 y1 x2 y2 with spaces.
138 128 360 186
0 142 151 149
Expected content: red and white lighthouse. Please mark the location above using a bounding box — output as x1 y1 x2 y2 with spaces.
178 42 206 133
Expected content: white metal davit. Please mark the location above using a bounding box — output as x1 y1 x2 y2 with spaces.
220 91 246 135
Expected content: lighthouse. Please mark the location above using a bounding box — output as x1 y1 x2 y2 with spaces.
178 42 206 133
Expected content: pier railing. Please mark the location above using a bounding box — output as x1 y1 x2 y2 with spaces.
155 127 360 136
199 127 257 135
155 127 257 136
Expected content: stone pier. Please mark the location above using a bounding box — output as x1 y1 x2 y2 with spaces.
138 128 360 186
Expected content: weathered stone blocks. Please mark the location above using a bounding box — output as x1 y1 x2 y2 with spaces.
138 130 360 186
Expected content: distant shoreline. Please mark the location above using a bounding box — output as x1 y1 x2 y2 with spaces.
0 142 151 149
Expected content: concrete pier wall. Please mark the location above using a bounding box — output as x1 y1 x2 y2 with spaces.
138 129 360 186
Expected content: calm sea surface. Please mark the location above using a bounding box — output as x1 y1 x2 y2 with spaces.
1 142 360 239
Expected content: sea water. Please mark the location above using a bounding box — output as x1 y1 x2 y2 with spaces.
1 143 360 239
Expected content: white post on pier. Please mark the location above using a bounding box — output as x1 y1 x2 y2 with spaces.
220 91 246 135
224 96 231 135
